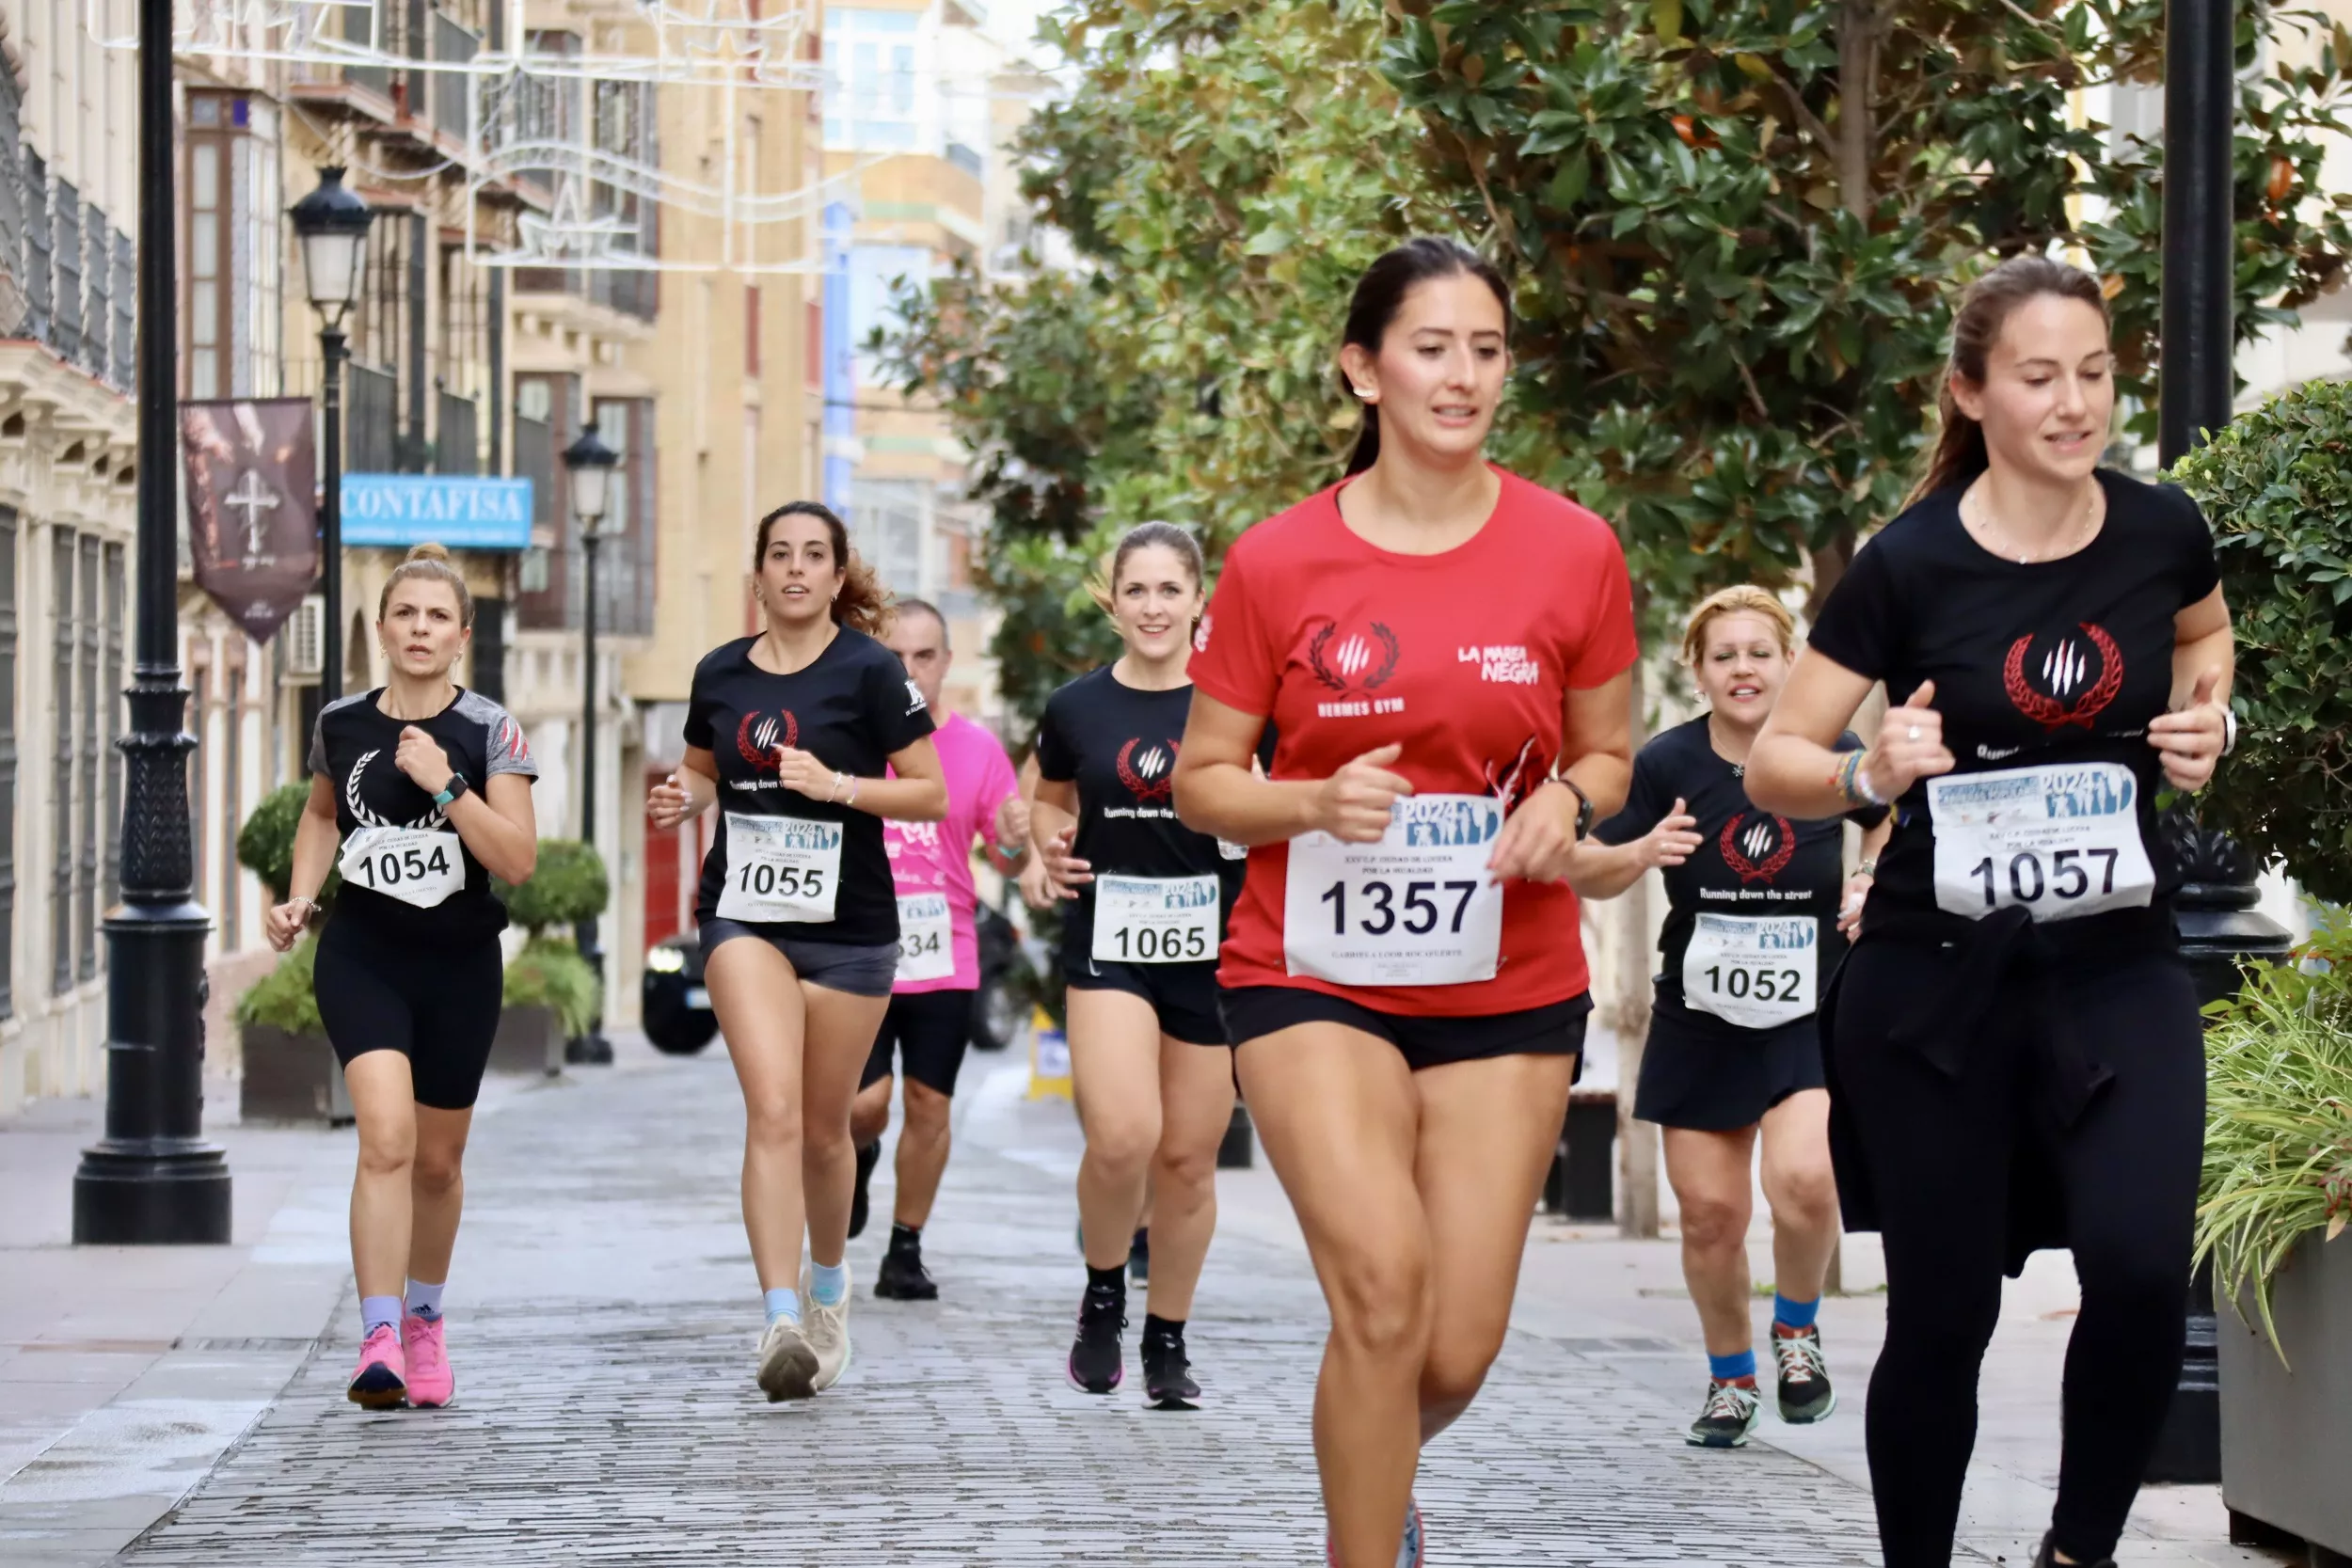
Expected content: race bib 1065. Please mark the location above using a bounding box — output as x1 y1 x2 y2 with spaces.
1283 794 1503 988
1928 762 2154 923
1091 874 1219 964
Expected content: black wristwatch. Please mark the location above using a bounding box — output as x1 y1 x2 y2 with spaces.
432 771 471 809
1555 776 1595 841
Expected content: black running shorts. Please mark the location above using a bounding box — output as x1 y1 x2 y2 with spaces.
1065 953 1228 1047
313 916 505 1111
1218 985 1590 1075
860 989 977 1097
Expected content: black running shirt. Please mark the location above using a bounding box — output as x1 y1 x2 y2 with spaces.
1034 667 1243 965
309 688 538 946
1805 469 2220 928
1596 718 1883 1042
685 629 936 943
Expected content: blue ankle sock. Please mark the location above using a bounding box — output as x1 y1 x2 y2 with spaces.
405 1281 446 1322
360 1295 403 1336
763 1287 801 1325
1773 1292 1820 1332
809 1260 848 1307
1708 1348 1757 1384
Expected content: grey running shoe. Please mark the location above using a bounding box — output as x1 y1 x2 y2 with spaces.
1687 1378 1764 1448
755 1315 818 1402
802 1264 851 1391
1772 1324 1837 1423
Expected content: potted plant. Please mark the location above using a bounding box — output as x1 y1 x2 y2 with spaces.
2175 378 2352 1555
234 935 351 1125
2195 923 2352 1558
489 839 609 1074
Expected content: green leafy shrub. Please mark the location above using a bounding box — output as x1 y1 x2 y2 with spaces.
236 782 341 907
232 935 324 1036
498 839 608 937
2171 379 2352 903
502 936 600 1038
2195 915 2352 1361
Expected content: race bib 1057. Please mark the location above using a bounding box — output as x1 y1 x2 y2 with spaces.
1928 762 2154 923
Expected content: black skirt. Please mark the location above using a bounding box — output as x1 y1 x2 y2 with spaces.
1631 1006 1826 1132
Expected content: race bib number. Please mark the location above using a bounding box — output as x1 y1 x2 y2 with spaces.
1929 762 2154 923
895 892 955 982
1091 874 1218 964
1682 913 1818 1030
1284 794 1503 988
339 826 464 910
717 814 842 923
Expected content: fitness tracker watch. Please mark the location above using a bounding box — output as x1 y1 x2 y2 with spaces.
433 771 471 810
1556 776 1595 841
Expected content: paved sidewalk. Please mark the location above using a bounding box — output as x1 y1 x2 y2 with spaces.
2 1032 2295 1566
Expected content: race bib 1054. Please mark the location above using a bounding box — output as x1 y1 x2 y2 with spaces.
339 826 464 910
1928 762 2154 923
1283 794 1503 988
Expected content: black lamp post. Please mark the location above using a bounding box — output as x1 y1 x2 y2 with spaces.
563 424 620 1066
288 167 373 704
71 0 229 1243
2145 0 2295 1486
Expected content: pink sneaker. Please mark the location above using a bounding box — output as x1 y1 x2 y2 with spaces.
403 1314 454 1408
346 1323 406 1409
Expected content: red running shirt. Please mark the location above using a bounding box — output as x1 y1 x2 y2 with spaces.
1189 467 1638 1016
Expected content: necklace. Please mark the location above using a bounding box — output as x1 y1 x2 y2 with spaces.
1963 483 2102 563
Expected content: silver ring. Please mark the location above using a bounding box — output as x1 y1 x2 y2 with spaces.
1906 725 1922 742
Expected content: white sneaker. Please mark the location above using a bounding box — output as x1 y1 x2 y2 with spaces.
755 1314 818 1402
803 1263 851 1391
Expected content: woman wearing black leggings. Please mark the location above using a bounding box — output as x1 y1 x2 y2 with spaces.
1748 255 2233 1568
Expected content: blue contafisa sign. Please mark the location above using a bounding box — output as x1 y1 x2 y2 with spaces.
341 475 535 550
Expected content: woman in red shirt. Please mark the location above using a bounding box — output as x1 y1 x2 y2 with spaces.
1173 237 1638 1568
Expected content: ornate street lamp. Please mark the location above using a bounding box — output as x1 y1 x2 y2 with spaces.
564 424 621 1066
72 0 229 1242
288 166 373 703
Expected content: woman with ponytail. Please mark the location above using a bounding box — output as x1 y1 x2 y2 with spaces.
1173 237 1639 1567
1748 257 2235 1568
264 543 541 1411
648 500 947 1402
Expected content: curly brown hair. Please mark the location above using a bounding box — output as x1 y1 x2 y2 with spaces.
754 501 891 637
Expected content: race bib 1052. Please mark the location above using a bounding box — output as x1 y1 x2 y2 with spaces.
1681 912 1817 1029
1928 761 2154 923
1283 794 1503 988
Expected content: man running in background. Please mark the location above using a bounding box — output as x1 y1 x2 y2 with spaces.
850 598 1028 1300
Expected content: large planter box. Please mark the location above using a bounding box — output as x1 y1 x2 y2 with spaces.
239 1023 352 1125
488 1005 564 1078
2220 1231 2352 1557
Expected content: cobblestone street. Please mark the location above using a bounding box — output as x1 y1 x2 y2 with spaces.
110 1045 1889 1566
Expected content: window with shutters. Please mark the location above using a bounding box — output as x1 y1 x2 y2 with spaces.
0 508 18 1018
49 532 71 995
77 533 96 979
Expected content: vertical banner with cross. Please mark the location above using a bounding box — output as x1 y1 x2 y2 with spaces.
181 398 319 643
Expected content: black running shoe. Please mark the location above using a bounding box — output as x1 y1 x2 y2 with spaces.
1772 1324 1836 1423
849 1141 881 1241
874 1242 939 1301
1067 1283 1126 1394
2033 1534 2115 1568
1686 1379 1762 1448
1141 1325 1199 1410
1127 1227 1151 1285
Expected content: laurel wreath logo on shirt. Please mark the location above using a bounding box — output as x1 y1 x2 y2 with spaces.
1116 737 1178 803
345 749 448 832
736 709 800 772
1719 811 1795 886
1306 621 1402 695
2002 623 2124 732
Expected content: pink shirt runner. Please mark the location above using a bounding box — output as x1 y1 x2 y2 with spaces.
885 711 1019 993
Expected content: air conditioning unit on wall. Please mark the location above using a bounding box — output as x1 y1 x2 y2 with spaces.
283 594 324 680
